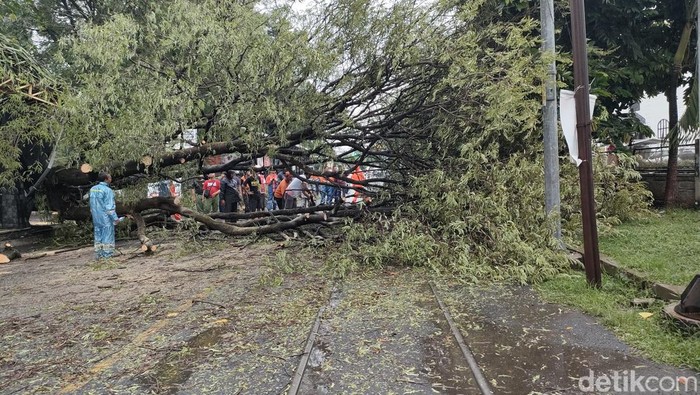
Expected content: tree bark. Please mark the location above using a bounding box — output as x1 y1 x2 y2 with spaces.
59 196 363 238
209 205 339 220
48 141 242 187
48 125 315 189
180 208 337 236
664 86 680 205
664 5 694 206
131 212 156 254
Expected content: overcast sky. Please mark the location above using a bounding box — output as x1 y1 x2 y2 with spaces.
638 86 687 137
287 0 682 139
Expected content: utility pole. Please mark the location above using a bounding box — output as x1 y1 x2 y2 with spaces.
540 0 561 241
569 0 601 287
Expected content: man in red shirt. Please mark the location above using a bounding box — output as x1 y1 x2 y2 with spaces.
202 173 221 213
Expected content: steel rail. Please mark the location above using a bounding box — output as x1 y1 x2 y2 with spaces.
287 307 324 395
429 282 493 395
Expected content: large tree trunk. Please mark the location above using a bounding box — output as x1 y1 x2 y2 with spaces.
58 196 386 243
46 126 314 189
664 4 695 206
0 189 31 229
664 86 680 205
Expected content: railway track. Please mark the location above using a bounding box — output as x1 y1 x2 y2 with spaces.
288 281 494 395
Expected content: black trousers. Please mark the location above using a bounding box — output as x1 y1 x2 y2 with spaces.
223 195 239 213
247 194 260 212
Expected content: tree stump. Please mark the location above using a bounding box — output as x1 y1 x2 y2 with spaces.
0 243 21 263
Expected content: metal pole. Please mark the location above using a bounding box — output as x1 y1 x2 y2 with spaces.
697 0 699 129
569 0 601 287
541 0 561 242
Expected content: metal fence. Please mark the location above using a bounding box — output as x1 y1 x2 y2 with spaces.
631 142 698 170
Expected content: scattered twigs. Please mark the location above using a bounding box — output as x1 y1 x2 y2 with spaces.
22 246 89 261
172 265 224 273
239 235 261 250
191 299 227 309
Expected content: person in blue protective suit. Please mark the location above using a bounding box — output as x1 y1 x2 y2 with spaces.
89 172 124 259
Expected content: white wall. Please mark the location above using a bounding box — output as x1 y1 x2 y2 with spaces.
638 86 688 137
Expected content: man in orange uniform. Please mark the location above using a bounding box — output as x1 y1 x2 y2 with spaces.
347 165 366 204
274 171 293 209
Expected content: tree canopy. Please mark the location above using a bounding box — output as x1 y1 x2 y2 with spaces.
0 0 656 282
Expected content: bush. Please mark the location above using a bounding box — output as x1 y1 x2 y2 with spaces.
330 151 653 284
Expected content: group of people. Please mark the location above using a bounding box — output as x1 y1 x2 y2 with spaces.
87 166 368 259
190 166 368 214
190 169 265 214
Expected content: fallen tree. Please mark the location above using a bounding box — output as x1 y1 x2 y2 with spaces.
58 195 391 251
2 0 657 285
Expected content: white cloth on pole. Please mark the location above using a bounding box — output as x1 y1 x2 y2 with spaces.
560 89 597 167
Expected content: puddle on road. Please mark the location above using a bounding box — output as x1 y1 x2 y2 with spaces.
308 341 330 369
305 340 333 394
140 324 227 394
421 317 479 394
440 285 698 394
417 285 480 394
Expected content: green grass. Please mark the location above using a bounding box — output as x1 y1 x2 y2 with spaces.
599 209 700 286
537 271 700 371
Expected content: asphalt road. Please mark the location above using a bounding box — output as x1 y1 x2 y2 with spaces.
0 238 696 394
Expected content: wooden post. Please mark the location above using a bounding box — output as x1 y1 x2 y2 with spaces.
570 0 602 287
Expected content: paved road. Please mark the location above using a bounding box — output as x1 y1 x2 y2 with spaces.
0 240 696 394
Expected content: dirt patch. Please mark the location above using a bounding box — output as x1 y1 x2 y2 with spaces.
0 238 329 394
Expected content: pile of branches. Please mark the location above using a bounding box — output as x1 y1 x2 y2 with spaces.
84 197 390 252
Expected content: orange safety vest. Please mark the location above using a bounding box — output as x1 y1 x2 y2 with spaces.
348 167 366 203
274 179 290 199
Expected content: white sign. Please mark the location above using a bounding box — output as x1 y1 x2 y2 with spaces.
560 89 597 167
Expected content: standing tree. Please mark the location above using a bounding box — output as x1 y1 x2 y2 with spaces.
0 0 128 228
662 0 697 206
0 33 61 228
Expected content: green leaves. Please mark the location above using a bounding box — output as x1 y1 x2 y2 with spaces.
52 0 320 170
324 0 655 284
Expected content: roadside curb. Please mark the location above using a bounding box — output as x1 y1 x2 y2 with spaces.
566 245 684 301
